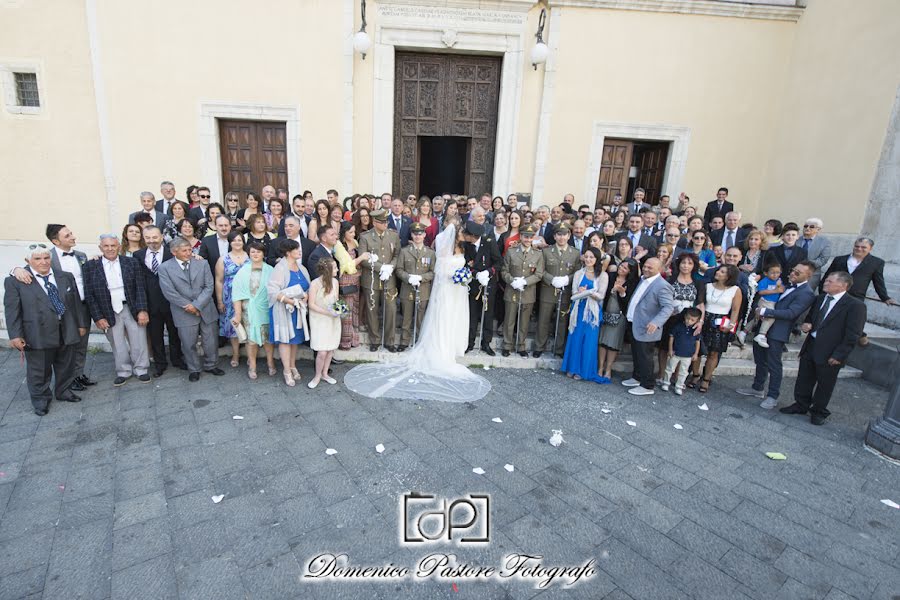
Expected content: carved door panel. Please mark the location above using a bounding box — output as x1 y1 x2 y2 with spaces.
632 142 669 205
393 52 501 197
219 119 287 202
596 139 633 208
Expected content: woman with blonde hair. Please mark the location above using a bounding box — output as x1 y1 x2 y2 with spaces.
739 229 769 275
306 257 342 389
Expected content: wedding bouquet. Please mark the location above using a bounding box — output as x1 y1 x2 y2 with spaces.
452 266 473 287
331 299 350 317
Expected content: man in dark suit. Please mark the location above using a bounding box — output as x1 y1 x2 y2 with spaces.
616 214 658 258
387 197 412 247
737 260 817 409
819 237 894 306
155 180 178 215
198 214 233 277
83 235 151 386
267 216 317 271
463 220 502 355
768 223 808 275
158 237 224 382
134 226 185 377
703 187 734 227
709 211 748 253
5 244 88 415
308 224 337 273
129 192 167 229
188 186 213 223
779 271 866 425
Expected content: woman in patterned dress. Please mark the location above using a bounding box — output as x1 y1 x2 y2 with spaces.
335 222 370 349
230 241 276 379
657 253 706 387
215 231 248 367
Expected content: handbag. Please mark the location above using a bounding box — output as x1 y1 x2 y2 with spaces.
603 311 622 326
339 284 359 295
234 322 248 343
715 316 737 334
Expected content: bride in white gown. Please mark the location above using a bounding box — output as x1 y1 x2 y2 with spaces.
343 221 492 402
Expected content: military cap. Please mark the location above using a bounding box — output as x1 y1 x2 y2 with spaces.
410 222 426 234
520 224 537 237
370 209 389 222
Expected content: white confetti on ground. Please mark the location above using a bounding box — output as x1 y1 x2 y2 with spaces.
881 499 900 509
232 415 244 420
472 467 485 475
673 424 684 430
491 417 503 423
211 495 224 503
375 444 385 454
698 403 709 411
549 430 565 447
626 421 637 427
504 464 514 472
601 409 612 414
325 448 338 456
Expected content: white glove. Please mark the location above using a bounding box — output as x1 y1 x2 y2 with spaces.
476 270 490 287
368 253 378 265
511 277 527 291
551 276 568 289
408 274 422 287
379 264 394 281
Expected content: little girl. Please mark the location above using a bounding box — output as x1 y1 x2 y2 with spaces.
307 257 342 388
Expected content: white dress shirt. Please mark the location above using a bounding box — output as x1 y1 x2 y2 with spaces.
144 248 162 272
34 270 58 298
759 282 804 316
216 236 229 260
54 246 85 300
811 290 845 338
102 257 126 313
627 273 660 322
846 256 861 274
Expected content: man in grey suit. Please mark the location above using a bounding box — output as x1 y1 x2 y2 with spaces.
622 258 675 395
157 237 224 382
9 224 96 390
799 217 832 289
128 192 167 229
5 243 89 415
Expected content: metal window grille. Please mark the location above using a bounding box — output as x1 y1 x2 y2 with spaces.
14 72 40 107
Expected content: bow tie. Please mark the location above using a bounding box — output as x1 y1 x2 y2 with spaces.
62 251 75 257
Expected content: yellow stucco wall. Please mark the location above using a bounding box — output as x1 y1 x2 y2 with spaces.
759 0 900 233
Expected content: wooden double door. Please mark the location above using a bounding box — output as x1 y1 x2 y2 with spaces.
219 119 288 200
393 52 502 197
596 139 669 207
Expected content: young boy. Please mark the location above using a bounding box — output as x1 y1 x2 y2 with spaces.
749 263 784 348
662 307 702 395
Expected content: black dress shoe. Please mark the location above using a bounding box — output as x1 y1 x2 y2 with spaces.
173 363 189 371
518 351 528 357
532 350 543 358
397 346 407 352
370 344 379 352
153 367 166 378
331 358 345 365
59 393 82 403
465 345 474 354
501 350 510 357
481 346 496 357
113 376 130 387
387 346 399 353
810 414 828 426
34 408 48 416
204 367 225 376
77 375 97 386
138 373 151 383
779 403 808 415
189 372 201 382
69 380 86 391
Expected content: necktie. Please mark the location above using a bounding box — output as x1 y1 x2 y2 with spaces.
725 230 734 250
182 261 189 272
802 238 810 250
38 275 66 317
151 252 159 274
62 251 75 257
814 295 833 330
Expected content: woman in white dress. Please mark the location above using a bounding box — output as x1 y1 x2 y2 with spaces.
307 257 341 389
343 221 492 402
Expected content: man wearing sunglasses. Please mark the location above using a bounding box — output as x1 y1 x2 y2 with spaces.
5 243 89 415
798 218 831 290
188 186 213 223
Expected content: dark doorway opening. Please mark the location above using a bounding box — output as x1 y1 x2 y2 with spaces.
418 136 469 196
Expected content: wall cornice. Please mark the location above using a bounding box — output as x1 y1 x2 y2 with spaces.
548 0 805 22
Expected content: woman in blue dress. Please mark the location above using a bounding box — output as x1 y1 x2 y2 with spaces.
266 239 311 387
561 247 611 383
215 231 248 367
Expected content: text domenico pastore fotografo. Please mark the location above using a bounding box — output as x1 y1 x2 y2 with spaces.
304 552 597 588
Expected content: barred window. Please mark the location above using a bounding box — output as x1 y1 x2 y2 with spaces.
14 72 39 107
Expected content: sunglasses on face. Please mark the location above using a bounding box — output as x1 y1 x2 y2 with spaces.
28 243 48 250
199 194 211 199
803 224 816 228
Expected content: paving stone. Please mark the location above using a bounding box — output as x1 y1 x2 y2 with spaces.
598 537 690 600
0 564 46 599
172 518 235 569
166 487 224 528
0 498 60 541
43 518 112 600
239 551 306 600
665 553 742 599
112 517 172 572
717 546 789 597
111 553 177 600
772 577 820 600
665 519 734 563
175 554 246 600
58 490 114 529
114 490 168 530
774 547 874 599
0 527 55 577
115 464 164 501
599 511 686 569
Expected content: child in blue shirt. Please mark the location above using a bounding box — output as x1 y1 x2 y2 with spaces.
662 307 702 395
749 263 784 348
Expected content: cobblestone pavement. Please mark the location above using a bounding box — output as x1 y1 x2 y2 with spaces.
0 348 898 600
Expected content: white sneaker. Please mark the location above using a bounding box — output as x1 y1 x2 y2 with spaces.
628 386 655 396
674 388 683 396
736 388 766 399
753 334 769 348
759 397 778 410
307 378 320 389
660 384 670 392
656 378 667 388
737 331 747 345
622 378 641 387
323 375 337 385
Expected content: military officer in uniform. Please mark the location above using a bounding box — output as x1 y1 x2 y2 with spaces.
396 222 436 350
534 223 580 357
501 224 545 357
359 209 401 351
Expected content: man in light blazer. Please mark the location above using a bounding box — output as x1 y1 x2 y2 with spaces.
158 237 224 382
799 217 832 289
128 192 167 229
5 243 88 415
622 258 675 395
780 271 866 425
737 260 817 409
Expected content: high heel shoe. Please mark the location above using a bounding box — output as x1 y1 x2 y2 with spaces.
230 357 239 368
267 364 277 376
283 371 295 387
290 367 301 380
698 377 712 393
247 366 257 380
686 373 701 389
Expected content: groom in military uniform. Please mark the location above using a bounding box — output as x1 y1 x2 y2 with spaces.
501 224 545 357
535 223 580 357
396 222 436 350
359 209 401 352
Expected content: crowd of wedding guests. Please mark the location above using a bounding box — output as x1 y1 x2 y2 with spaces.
5 182 895 425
